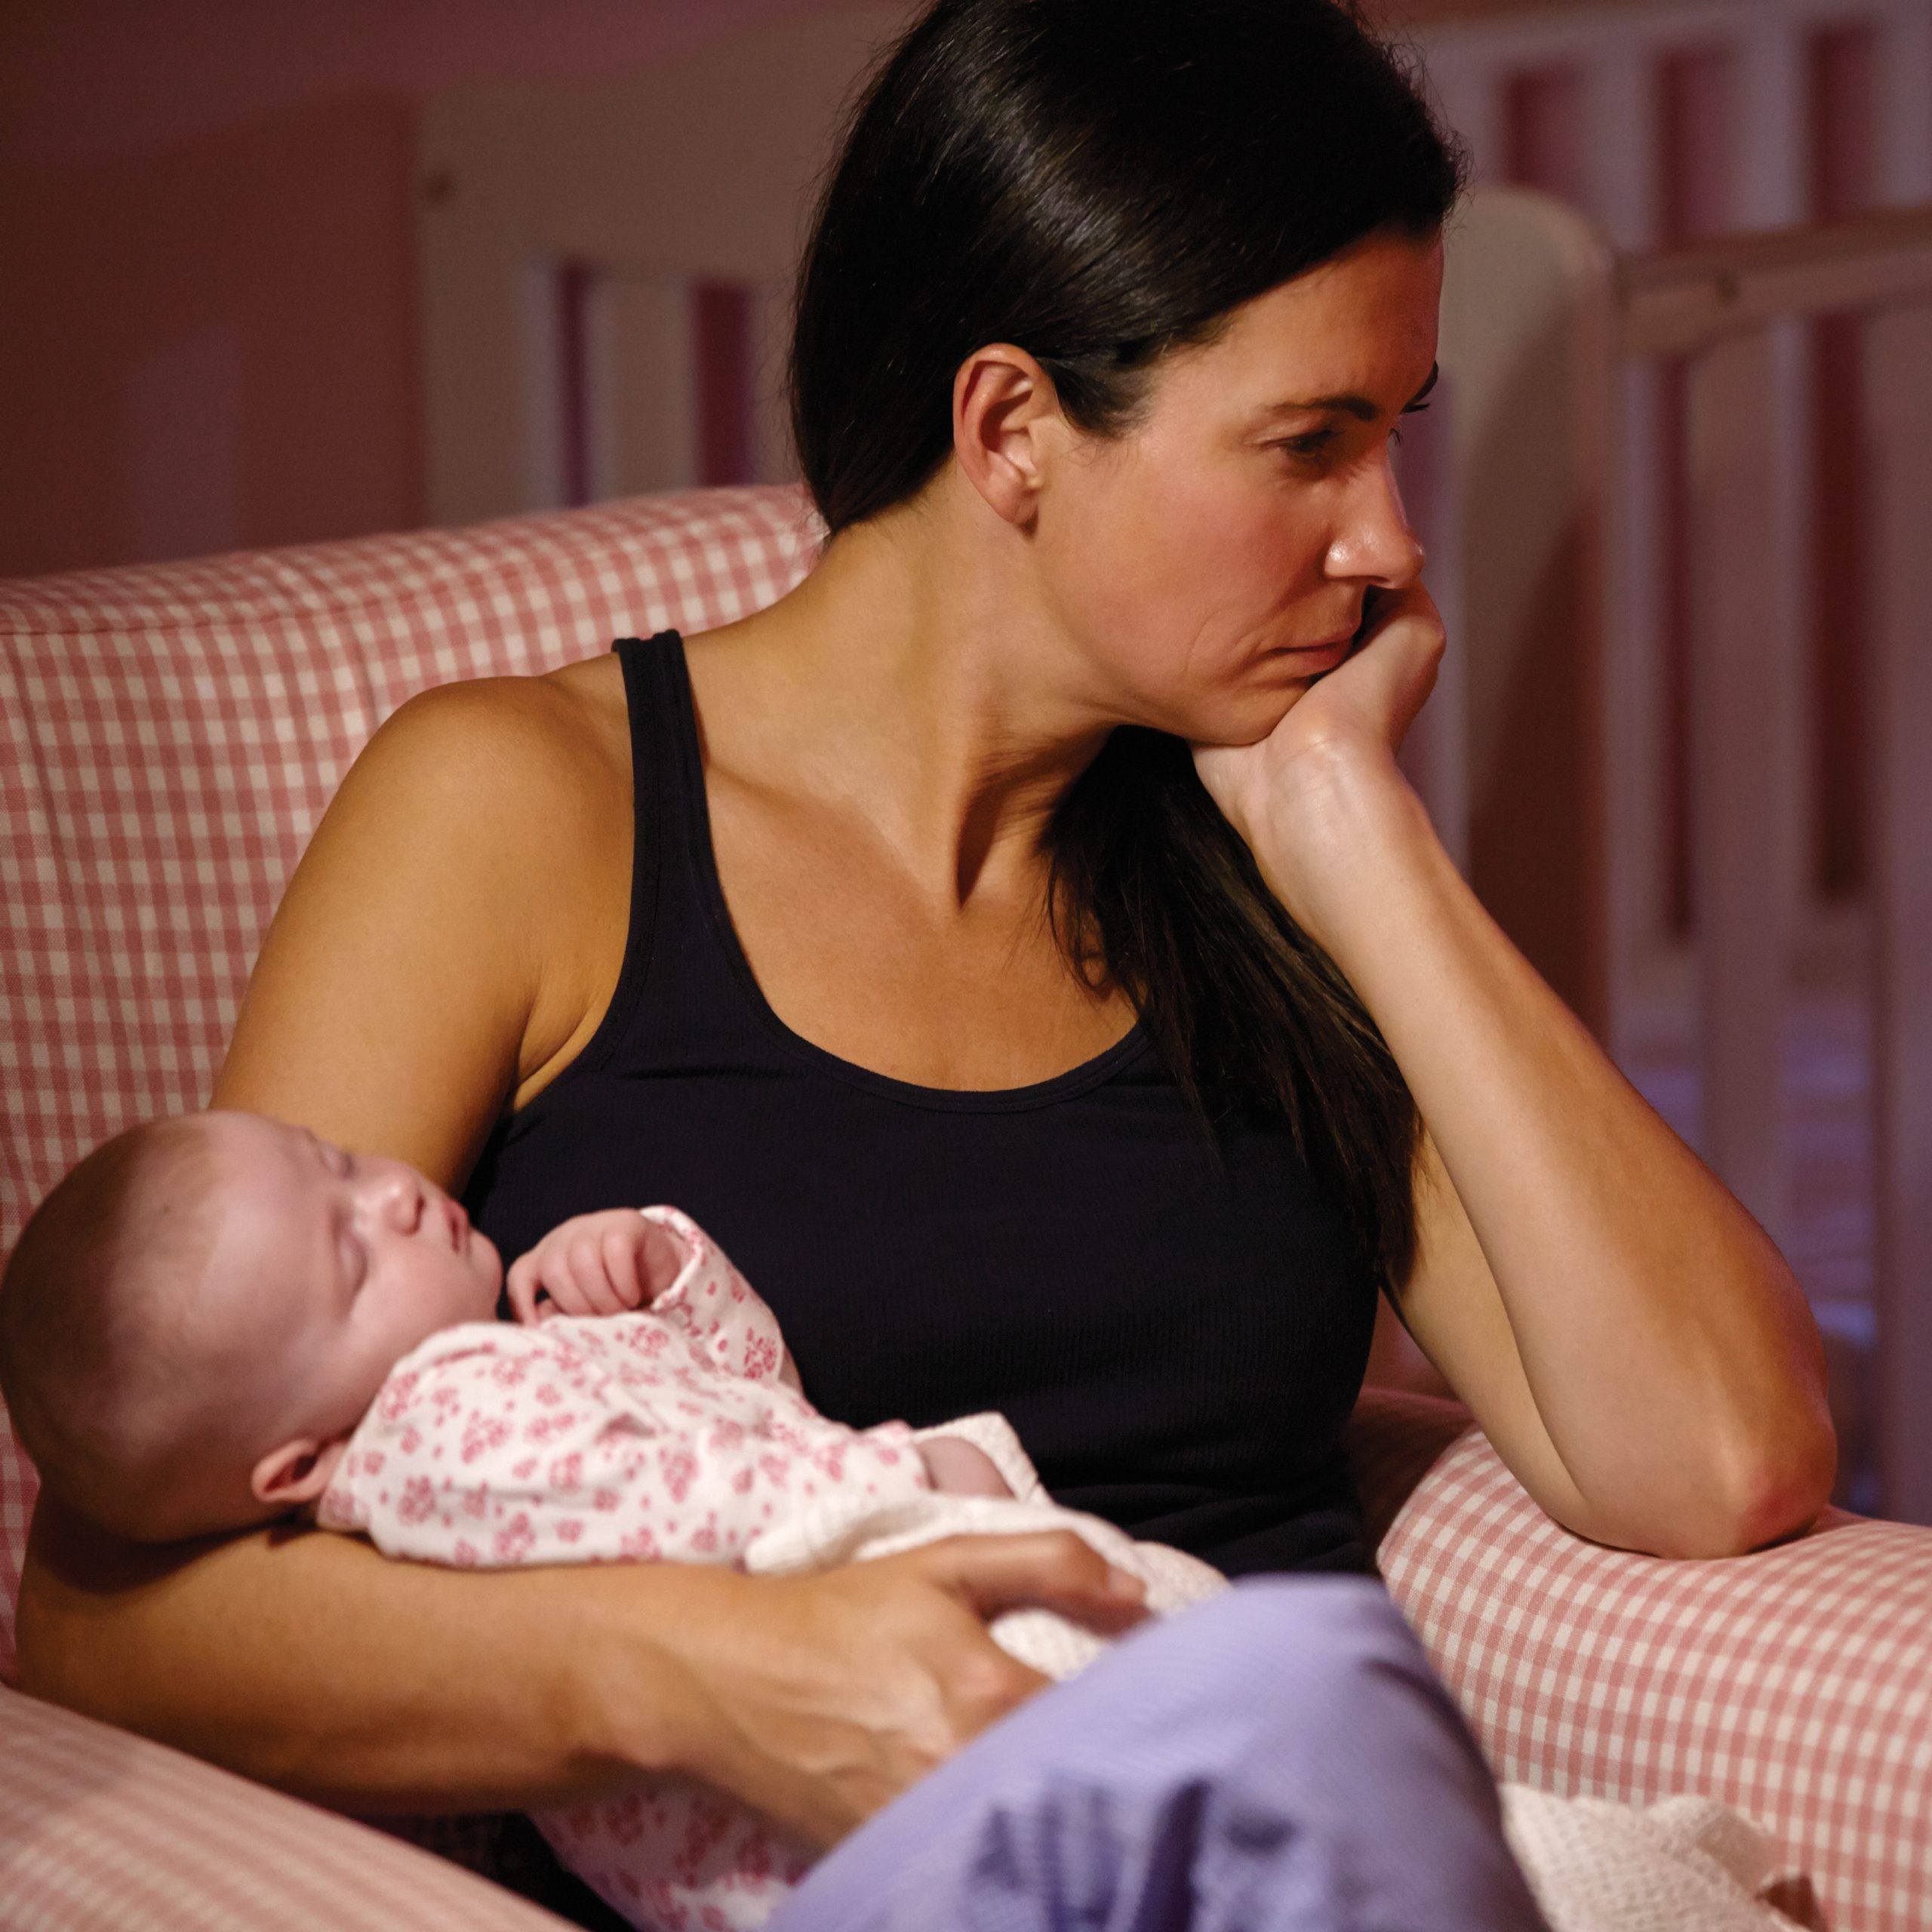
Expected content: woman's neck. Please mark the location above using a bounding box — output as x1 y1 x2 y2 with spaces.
695 476 1115 910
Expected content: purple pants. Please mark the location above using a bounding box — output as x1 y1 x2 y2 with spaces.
771 1577 1548 1932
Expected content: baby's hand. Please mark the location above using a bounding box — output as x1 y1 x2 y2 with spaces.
918 1436 1014 1498
506 1210 688 1324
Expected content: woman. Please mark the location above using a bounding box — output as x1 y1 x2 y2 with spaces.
17 0 1832 1924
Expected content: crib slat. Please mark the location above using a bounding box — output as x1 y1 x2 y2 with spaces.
1602 358 1669 1059
596 274 698 497
1392 374 1471 876
1867 300 1932 1525
1686 323 1807 1242
1438 188 1614 1038
1878 2 1932 206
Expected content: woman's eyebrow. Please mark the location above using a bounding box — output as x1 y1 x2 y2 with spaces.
1259 361 1440 423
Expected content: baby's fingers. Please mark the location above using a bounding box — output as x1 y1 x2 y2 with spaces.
601 1224 654 1309
505 1254 546 1324
632 1217 692 1303
565 1232 626 1315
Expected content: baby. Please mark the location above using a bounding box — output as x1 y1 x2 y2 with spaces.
0 1109 1221 1932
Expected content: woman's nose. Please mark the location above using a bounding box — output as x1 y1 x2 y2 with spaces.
1326 452 1425 589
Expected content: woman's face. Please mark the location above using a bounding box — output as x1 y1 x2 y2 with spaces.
1035 225 1443 746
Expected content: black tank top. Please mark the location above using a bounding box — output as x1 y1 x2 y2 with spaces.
463 633 1377 1575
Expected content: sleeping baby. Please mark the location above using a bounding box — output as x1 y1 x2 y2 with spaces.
0 1109 1222 1932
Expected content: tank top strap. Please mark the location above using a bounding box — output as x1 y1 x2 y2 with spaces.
561 632 680 1074
612 629 702 860
596 630 758 1074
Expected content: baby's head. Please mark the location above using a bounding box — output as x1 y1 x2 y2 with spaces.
0 1110 502 1541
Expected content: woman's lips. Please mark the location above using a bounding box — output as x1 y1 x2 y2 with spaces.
1277 637 1352 668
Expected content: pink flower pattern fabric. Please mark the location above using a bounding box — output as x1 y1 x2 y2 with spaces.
320 1208 930 1577
319 1208 926 1930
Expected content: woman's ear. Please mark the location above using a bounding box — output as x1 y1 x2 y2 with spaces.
951 343 1063 526
250 1433 350 1508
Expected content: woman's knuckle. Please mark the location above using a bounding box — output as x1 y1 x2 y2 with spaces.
898 1717 955 1776
952 1650 1027 1712
1044 1530 1098 1580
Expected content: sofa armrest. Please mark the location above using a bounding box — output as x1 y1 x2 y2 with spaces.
1346 1385 1479 1549
1371 1414 1932 1932
0 1682 571 1930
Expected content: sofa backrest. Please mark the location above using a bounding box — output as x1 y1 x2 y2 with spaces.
0 485 820 1675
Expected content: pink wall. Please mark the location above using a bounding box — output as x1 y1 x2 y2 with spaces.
0 0 835 579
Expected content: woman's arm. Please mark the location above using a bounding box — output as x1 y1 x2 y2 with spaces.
16 1493 1137 1839
16 670 1143 1830
1340 789 1831 1557
17 1495 705 1811
1199 593 1835 1558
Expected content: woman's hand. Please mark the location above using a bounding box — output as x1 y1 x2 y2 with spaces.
1192 585 1444 838
643 1534 1149 1848
1190 583 1444 945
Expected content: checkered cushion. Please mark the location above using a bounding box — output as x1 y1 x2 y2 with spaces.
3 488 1928 1932
0 485 823 1671
0 1681 570 1929
1383 1426 1932 1932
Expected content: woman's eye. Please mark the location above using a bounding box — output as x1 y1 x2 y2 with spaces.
1275 429 1337 460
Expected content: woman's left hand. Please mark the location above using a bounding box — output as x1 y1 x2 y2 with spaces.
1191 583 1445 937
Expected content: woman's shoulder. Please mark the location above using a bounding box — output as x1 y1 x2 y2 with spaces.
359 654 632 823
281 655 639 1008
365 653 622 780
214 654 638 1161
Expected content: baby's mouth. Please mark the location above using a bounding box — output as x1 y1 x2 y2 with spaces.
437 1195 471 1251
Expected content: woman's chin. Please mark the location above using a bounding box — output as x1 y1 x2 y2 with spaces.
1189 685 1306 749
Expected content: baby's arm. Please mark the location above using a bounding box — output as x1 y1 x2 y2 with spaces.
342 1208 997 1574
322 1324 933 1572
506 1208 688 1323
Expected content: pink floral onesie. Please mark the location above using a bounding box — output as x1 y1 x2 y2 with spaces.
318 1208 1224 1932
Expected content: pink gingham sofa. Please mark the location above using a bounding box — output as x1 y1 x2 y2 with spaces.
3 485 1930 1930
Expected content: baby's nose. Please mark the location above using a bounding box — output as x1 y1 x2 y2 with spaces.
368 1163 426 1232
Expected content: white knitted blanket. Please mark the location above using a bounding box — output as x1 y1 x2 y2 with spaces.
1503 1784 1823 1930
745 1411 1228 1678
749 1412 1820 1931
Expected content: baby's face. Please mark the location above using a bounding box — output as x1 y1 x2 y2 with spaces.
192 1112 503 1446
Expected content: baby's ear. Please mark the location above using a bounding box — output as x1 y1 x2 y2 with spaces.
250 1434 350 1508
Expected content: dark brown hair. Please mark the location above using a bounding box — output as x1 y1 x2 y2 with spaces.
789 0 1463 1284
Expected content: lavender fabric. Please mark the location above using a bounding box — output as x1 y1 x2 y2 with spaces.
771 1577 1549 1932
